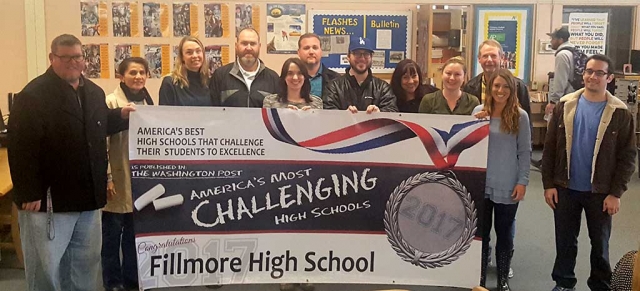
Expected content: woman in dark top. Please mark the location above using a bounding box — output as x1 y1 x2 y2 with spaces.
159 36 211 106
390 59 438 113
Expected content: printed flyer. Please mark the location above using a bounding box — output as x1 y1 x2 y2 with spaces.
569 13 608 55
143 2 170 37
81 1 108 36
112 1 139 37
266 4 306 54
82 43 109 78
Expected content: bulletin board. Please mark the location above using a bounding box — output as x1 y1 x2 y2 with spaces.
308 10 412 73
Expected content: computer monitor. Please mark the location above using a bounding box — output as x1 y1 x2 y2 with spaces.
631 50 640 73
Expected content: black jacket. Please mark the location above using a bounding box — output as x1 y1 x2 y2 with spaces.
8 68 127 212
319 64 340 97
323 68 398 112
463 73 531 117
209 60 280 107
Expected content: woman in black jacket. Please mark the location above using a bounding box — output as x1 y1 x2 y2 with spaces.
159 36 211 106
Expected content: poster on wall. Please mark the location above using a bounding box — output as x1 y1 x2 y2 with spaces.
473 6 533 83
143 2 169 37
205 45 230 75
173 3 198 37
266 4 306 54
80 1 108 36
172 45 179 69
309 10 412 73
569 13 608 55
129 107 488 289
114 44 141 77
145 44 170 78
112 2 139 37
82 44 109 78
235 4 260 37
204 4 229 38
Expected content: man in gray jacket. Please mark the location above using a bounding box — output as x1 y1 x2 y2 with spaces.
532 27 578 170
546 27 576 115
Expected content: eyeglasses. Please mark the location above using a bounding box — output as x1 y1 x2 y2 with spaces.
584 69 609 77
53 53 85 63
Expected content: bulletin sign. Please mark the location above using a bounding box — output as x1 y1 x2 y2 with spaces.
309 10 412 73
473 6 533 83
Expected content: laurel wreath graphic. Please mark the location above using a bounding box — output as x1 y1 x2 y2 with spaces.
384 171 477 269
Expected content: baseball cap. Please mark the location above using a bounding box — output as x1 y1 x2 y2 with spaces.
349 36 374 53
547 27 570 41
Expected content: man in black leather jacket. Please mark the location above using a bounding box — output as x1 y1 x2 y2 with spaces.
462 39 531 117
323 36 398 113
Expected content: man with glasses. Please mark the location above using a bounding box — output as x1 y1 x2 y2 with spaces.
542 54 636 291
8 34 135 290
323 36 398 113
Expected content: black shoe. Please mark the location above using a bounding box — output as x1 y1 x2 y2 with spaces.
205 285 223 289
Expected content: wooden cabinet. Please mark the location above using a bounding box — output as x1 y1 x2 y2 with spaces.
432 13 451 33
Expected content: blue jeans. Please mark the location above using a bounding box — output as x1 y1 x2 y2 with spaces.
101 211 138 289
481 198 519 252
18 209 101 291
552 188 612 290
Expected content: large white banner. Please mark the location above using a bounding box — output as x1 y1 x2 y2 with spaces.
129 107 489 289
569 13 608 55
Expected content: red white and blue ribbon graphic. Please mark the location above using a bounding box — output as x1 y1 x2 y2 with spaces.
261 108 489 170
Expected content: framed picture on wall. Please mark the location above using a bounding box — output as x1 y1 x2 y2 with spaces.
473 5 533 83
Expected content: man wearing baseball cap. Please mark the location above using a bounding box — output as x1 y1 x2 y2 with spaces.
545 27 577 115
323 36 398 113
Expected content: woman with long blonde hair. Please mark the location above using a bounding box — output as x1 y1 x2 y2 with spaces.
159 36 211 106
473 69 531 291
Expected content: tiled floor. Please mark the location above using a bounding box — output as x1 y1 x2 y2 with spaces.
2 156 639 291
